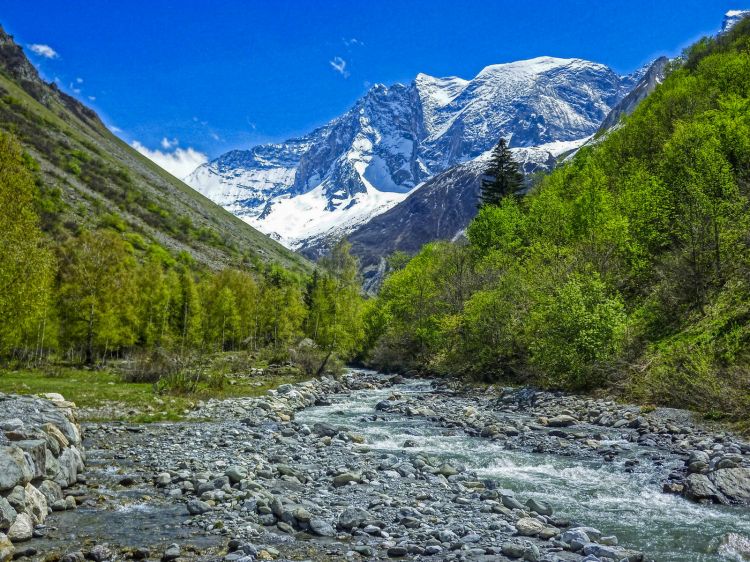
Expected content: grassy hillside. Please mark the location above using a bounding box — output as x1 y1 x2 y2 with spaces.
0 26 309 273
365 17 750 427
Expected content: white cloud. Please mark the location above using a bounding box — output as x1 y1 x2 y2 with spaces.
28 44 58 59
76 77 84 84
109 125 122 133
160 137 178 149
343 37 364 47
88 96 96 101
329 56 349 78
131 140 208 180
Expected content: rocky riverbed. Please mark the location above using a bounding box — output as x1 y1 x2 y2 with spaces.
2 371 750 562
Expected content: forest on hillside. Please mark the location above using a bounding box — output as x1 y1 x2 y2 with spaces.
0 128 366 382
364 19 750 425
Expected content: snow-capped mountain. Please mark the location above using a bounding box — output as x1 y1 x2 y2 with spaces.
722 10 750 32
186 57 643 249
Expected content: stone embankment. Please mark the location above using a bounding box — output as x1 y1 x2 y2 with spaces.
0 392 84 560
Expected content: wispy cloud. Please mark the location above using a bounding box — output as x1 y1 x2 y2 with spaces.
343 37 364 48
131 140 208 180
329 56 349 78
160 137 178 149
28 44 58 59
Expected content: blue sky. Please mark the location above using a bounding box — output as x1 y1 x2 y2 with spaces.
1 0 746 173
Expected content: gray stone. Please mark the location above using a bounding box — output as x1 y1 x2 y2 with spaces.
501 543 524 558
15 441 46 481
526 498 552 515
88 544 112 562
23 483 47 524
437 463 458 477
515 517 545 536
0 533 14 562
312 422 337 437
337 506 368 530
502 495 525 510
7 513 32 542
155 473 171 486
0 499 15 533
333 472 360 487
37 480 63 505
186 499 212 515
309 517 336 537
438 529 459 543
0 447 31 491
162 544 180 561
561 528 590 547
547 415 578 427
685 473 723 503
225 466 246 484
710 467 750 503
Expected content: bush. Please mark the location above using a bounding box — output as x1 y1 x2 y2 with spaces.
527 273 627 390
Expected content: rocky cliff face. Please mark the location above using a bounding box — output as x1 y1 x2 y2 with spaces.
187 57 642 249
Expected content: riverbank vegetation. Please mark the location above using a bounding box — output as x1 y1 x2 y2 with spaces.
364 20 750 425
0 129 366 397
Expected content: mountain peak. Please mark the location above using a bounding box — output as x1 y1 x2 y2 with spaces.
477 56 606 78
722 10 750 33
187 54 637 252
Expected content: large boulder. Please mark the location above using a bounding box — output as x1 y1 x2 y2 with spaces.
6 513 32 542
0 447 32 492
710 467 750 504
0 498 15 532
337 506 369 531
23 484 47 524
515 517 545 536
547 415 578 428
0 533 14 562
684 473 723 503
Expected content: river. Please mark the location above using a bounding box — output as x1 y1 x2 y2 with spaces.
297 377 750 561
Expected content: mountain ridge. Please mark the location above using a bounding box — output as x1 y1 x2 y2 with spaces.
0 25 309 273
187 56 642 250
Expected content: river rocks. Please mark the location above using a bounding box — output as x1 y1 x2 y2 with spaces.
709 467 750 504
436 463 458 477
309 517 336 537
0 533 13 562
88 544 112 562
332 472 361 487
546 415 578 428
186 499 212 515
526 498 553 515
685 467 750 505
0 498 15 532
0 447 31 492
312 422 338 437
23 483 47 524
6 513 32 542
713 532 750 559
515 517 546 536
161 543 180 561
22 370 745 561
337 506 368 530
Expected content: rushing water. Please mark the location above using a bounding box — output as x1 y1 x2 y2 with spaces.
297 374 750 562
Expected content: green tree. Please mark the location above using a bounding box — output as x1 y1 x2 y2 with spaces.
58 230 138 364
479 138 524 206
0 132 54 356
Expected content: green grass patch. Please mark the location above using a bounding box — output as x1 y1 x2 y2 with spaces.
0 364 308 423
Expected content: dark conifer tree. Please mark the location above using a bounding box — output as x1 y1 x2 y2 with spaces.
479 138 524 207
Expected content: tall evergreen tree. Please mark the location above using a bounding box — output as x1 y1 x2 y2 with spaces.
479 138 524 207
